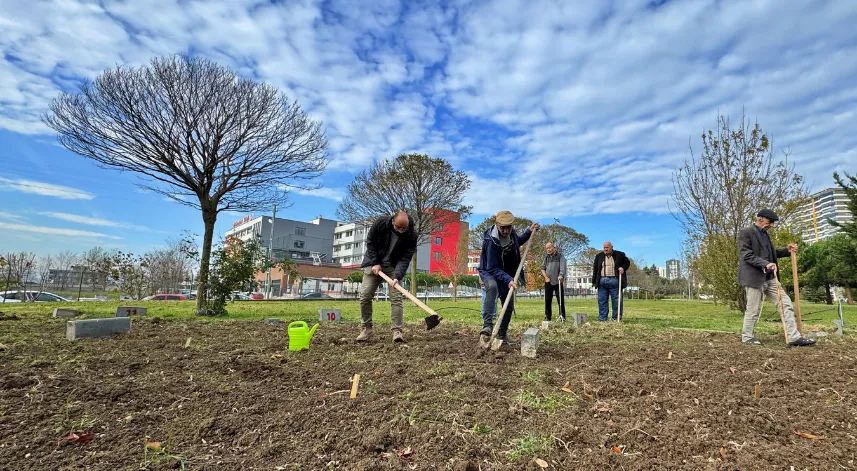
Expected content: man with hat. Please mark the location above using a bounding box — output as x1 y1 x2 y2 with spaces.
477 211 539 342
737 209 815 347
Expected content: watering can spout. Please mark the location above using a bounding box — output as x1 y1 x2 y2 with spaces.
308 323 319 339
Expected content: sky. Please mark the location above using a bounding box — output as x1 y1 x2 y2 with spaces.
1 0 856 268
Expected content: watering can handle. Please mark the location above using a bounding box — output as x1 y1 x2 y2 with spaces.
288 321 308 330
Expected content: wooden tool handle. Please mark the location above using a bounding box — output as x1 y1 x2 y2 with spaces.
376 271 439 317
790 251 803 332
488 234 535 341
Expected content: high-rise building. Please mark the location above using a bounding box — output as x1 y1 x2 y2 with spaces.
795 187 853 244
666 259 681 281
657 266 667 279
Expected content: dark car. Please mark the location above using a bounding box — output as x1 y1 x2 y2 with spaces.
300 292 333 299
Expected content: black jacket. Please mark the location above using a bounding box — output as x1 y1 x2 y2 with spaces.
360 215 419 281
737 225 789 289
592 250 630 289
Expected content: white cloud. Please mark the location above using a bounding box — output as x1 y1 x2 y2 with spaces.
1 0 856 221
0 177 95 200
0 211 27 222
291 187 346 202
0 221 122 239
38 211 150 231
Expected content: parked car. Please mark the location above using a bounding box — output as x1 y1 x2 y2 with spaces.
250 293 265 300
145 294 188 301
0 291 71 303
231 293 252 301
300 292 333 299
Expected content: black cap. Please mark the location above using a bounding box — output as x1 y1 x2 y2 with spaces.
757 209 779 222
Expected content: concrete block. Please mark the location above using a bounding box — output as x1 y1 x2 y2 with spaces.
521 327 540 359
319 309 341 322
573 313 588 328
264 318 282 326
67 318 131 341
834 320 844 337
116 306 147 317
541 320 550 330
53 308 80 318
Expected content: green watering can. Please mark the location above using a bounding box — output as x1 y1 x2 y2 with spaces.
288 321 319 352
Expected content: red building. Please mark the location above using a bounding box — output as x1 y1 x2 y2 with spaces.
428 209 469 277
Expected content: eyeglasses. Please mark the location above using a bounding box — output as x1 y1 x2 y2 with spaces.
498 225 513 231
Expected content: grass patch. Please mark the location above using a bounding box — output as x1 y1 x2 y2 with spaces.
515 390 576 411
522 369 546 384
507 432 554 460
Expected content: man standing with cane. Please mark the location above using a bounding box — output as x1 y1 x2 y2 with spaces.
541 242 567 322
738 209 815 347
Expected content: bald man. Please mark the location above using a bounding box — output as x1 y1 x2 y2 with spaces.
592 241 630 321
357 210 418 343
540 242 567 322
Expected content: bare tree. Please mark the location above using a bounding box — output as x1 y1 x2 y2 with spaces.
671 111 808 309
54 250 80 290
439 228 470 301
1 252 36 298
35 254 54 295
337 153 471 292
43 55 329 313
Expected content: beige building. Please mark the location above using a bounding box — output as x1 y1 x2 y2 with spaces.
795 188 853 243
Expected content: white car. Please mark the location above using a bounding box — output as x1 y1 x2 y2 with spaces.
0 291 71 303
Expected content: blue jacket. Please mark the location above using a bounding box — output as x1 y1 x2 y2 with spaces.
477 226 533 286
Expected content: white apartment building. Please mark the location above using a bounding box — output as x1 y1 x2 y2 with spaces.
795 187 853 243
566 263 594 293
332 220 430 271
224 215 338 263
666 259 681 281
657 266 667 278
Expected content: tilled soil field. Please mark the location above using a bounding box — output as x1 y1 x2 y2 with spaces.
1 314 856 470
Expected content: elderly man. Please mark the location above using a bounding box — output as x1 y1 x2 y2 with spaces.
357 210 418 343
541 242 567 322
592 241 630 321
738 209 815 347
478 210 539 342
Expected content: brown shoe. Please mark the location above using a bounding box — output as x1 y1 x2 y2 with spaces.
392 329 405 343
356 326 372 342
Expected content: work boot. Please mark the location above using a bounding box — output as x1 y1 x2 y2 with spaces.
356 326 373 342
480 325 492 338
392 329 405 343
787 337 816 348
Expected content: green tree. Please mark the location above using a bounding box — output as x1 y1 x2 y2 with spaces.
830 171 857 240
827 234 857 304
203 236 268 315
44 55 328 315
795 239 833 304
672 112 808 310
337 153 472 293
346 271 364 283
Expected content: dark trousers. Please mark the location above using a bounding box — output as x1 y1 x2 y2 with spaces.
544 282 566 321
482 276 514 338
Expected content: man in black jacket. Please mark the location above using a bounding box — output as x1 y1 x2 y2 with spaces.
592 241 630 321
738 209 815 347
357 210 418 343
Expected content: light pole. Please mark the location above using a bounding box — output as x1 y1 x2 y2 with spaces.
266 204 277 299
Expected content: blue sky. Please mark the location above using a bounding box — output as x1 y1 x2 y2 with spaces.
1 0 856 268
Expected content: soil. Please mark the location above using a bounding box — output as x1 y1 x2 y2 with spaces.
1 315 856 470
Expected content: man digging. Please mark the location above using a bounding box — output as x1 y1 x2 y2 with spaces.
357 210 419 343
477 210 539 344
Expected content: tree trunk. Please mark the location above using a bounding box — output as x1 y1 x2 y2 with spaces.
410 252 418 295
846 284 854 305
825 282 833 305
195 207 217 313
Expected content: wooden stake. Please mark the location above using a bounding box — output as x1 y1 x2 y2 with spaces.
774 271 791 344
790 252 803 333
349 374 361 399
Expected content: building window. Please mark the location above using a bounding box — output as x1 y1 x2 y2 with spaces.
295 227 306 235
294 240 305 249
355 242 361 248
346 230 353 237
434 237 442 245
345 243 352 249
433 251 442 260
328 283 336 291
437 224 444 231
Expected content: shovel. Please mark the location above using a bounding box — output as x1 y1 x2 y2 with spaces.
482 233 536 351
377 271 443 330
617 271 623 322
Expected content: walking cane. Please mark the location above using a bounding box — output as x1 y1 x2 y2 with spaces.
559 279 566 322
790 251 803 333
617 271 623 322
773 268 791 344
